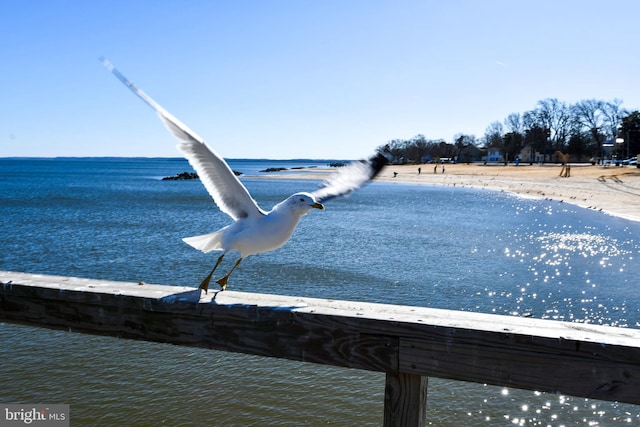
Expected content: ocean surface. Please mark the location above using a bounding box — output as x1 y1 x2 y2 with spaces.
1 157 638 426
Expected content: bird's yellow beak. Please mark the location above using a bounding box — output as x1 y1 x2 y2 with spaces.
311 202 325 210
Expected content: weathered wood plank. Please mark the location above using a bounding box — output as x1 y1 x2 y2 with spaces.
399 334 639 403
1 271 640 405
383 372 427 427
0 271 399 373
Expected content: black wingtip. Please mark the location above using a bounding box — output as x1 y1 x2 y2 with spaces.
367 145 391 180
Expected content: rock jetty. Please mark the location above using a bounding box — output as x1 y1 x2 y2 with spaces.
162 170 242 180
162 172 199 180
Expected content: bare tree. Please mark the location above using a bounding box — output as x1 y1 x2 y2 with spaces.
453 133 477 146
380 97 632 164
522 110 538 130
484 121 504 146
601 99 627 138
524 125 551 163
406 135 429 163
534 98 571 151
484 121 507 163
453 133 478 163
572 99 605 137
504 113 523 135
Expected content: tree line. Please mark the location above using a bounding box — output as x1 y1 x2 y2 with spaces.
381 98 640 164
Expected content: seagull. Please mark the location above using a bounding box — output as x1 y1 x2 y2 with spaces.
102 59 389 292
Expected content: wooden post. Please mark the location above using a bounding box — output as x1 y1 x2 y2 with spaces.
383 372 428 427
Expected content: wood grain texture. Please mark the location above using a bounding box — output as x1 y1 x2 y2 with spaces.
1 271 639 406
384 372 427 427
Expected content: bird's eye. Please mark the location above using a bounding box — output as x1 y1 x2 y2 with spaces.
299 198 305 202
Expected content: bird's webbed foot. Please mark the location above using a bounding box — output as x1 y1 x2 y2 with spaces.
215 275 230 291
198 270 215 293
198 254 225 293
214 257 243 291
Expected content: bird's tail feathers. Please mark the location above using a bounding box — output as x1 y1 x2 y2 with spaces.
183 231 224 253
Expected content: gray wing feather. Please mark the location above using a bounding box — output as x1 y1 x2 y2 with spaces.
102 58 263 220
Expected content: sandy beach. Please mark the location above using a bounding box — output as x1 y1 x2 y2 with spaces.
263 163 640 222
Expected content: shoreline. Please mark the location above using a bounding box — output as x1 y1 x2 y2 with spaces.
256 163 640 223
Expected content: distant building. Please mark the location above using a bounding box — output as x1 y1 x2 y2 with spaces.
519 145 535 163
457 144 483 163
482 146 503 163
519 144 550 163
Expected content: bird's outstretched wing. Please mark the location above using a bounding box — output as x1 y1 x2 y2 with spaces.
311 149 390 203
101 58 264 220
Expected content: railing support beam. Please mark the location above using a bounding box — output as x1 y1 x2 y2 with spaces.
1 270 640 407
383 372 428 427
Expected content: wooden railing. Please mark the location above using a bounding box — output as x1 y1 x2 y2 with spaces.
1 270 639 426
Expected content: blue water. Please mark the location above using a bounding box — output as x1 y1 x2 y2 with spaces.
1 158 639 425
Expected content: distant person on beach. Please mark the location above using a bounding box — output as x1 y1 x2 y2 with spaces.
393 171 398 178
418 167 421 175
442 165 445 174
434 165 437 173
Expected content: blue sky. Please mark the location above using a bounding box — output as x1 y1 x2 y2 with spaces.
1 0 639 159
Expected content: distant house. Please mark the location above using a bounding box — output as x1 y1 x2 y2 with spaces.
457 144 483 163
482 147 503 163
519 144 552 163
519 145 535 163
420 154 434 163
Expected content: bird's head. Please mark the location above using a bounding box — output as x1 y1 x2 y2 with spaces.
283 192 325 215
